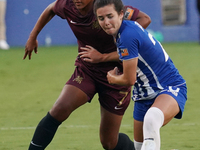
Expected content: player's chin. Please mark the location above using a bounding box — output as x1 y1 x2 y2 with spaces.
74 4 84 10
104 29 114 36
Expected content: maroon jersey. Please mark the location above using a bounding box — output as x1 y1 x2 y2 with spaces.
53 0 139 74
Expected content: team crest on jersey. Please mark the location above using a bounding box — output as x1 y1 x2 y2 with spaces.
124 8 134 20
120 48 129 56
92 20 101 29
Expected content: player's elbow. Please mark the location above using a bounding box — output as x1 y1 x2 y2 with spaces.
137 11 152 29
141 16 151 29
146 15 151 26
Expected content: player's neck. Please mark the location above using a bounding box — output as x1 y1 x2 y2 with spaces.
78 0 94 16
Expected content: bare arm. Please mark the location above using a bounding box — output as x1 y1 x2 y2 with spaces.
23 1 56 60
79 10 151 63
135 11 151 29
107 58 138 86
79 45 119 63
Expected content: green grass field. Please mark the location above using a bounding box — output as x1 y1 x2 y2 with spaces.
0 42 199 150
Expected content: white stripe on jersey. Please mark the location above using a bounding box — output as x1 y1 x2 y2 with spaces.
133 54 164 100
136 67 154 97
138 54 163 90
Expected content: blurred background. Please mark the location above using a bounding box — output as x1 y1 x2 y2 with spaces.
4 0 200 47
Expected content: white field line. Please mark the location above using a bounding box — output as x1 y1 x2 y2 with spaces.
0 123 199 131
0 124 131 131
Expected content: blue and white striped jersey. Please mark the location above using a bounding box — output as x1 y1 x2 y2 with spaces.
116 20 186 101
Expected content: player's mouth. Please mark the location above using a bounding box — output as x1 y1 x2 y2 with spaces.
75 2 82 6
104 27 114 35
73 0 83 7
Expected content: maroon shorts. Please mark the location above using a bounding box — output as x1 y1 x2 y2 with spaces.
66 66 131 115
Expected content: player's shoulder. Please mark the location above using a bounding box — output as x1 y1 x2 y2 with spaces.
123 6 139 21
54 0 78 19
120 21 145 45
119 21 137 43
121 21 139 34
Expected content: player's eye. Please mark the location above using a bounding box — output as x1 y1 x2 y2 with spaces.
98 16 104 21
107 14 113 19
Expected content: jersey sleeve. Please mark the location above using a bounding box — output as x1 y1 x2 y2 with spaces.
118 22 141 61
53 0 67 19
119 38 139 61
124 6 139 21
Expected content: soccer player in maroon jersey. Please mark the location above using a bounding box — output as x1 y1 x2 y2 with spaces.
23 0 151 149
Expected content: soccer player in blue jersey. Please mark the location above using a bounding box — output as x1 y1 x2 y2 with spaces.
23 0 151 150
94 0 187 150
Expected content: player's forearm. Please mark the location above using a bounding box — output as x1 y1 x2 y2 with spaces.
109 74 134 86
101 51 120 62
29 2 56 40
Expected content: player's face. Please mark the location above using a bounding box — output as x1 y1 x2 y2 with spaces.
73 0 94 12
96 4 123 37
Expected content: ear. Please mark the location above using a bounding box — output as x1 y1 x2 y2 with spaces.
119 10 124 20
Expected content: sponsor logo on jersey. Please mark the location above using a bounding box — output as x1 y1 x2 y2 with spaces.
124 8 134 20
120 48 129 56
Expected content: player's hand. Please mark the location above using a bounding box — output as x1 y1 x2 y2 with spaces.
79 45 103 63
107 67 118 84
23 38 38 60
